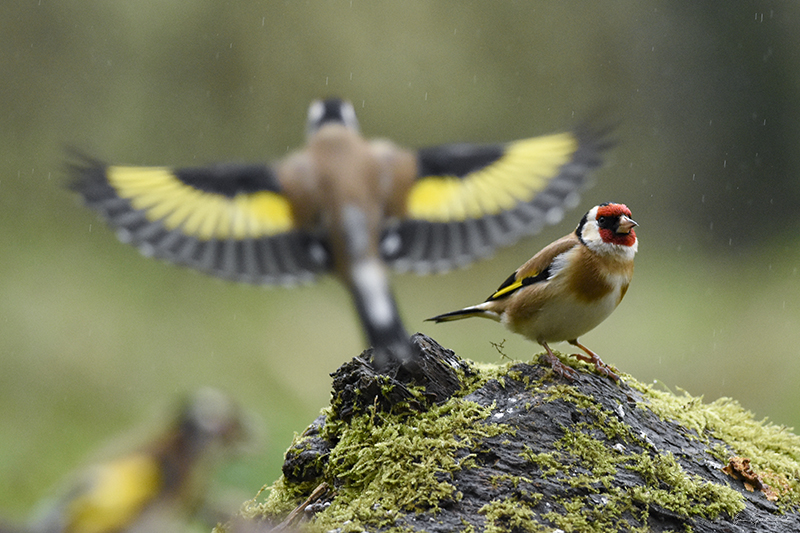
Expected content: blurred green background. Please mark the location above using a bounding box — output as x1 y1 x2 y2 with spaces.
2 0 799 523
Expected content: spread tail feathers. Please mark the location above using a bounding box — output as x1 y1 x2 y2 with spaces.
426 304 500 323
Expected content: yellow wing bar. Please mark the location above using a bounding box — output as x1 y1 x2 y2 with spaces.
107 166 294 241
406 132 578 223
489 278 526 300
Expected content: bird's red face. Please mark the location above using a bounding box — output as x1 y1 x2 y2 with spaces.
596 203 637 247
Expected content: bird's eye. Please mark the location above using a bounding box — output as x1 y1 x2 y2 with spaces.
597 216 606 225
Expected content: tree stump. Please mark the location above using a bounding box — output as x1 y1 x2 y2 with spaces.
230 334 800 532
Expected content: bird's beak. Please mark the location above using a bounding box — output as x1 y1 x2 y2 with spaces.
617 215 638 234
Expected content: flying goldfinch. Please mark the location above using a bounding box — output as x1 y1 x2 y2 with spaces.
70 99 610 371
427 203 638 381
28 389 248 533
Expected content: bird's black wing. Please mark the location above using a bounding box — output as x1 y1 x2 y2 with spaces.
380 125 611 274
69 154 331 285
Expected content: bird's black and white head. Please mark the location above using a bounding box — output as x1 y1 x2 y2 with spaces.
306 98 360 139
577 203 638 257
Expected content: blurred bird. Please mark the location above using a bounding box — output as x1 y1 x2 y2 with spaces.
427 203 638 381
26 389 249 533
70 98 610 371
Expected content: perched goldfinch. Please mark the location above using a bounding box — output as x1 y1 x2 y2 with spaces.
427 203 638 381
70 99 610 371
28 389 248 533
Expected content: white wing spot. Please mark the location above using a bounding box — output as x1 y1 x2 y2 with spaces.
545 206 564 225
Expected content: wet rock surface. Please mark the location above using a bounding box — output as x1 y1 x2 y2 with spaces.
268 335 799 532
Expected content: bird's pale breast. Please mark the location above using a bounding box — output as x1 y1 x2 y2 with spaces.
503 245 632 344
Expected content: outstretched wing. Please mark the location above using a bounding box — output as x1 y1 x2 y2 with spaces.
69 155 331 285
381 125 611 274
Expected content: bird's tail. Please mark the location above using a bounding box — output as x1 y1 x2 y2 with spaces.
426 303 499 323
349 259 416 372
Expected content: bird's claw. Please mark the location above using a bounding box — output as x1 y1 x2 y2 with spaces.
541 352 579 381
572 352 620 382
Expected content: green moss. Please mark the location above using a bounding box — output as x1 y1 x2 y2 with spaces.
243 353 799 531
627 451 744 517
311 400 509 530
479 497 546 533
543 493 650 533
247 362 513 531
458 519 476 533
556 426 619 478
520 448 563 477
539 383 597 410
242 476 319 521
632 382 800 508
323 399 501 512
531 424 743 527
510 355 747 529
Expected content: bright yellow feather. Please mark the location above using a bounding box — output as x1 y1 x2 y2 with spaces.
106 167 294 240
406 132 578 222
65 454 162 533
490 278 525 300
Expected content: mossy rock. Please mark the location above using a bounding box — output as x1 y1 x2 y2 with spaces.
228 334 800 533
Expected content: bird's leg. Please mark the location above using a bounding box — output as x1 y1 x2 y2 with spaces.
539 341 578 381
568 339 619 381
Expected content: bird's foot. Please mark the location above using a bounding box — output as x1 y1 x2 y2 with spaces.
540 351 579 381
567 339 620 382
571 351 620 382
